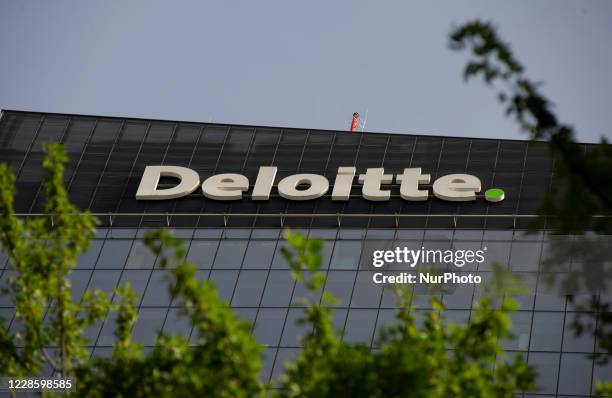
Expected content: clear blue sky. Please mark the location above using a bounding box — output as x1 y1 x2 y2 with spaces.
1 0 610 142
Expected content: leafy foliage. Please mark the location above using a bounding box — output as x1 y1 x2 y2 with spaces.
1 145 537 397
450 19 612 391
0 143 113 379
76 229 262 398
274 230 535 398
450 20 612 234
0 144 262 397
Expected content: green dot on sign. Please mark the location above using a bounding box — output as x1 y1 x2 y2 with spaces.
485 188 505 202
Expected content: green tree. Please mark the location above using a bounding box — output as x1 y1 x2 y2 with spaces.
449 20 612 393
0 144 536 397
449 20 612 234
75 228 262 398
274 231 535 398
0 144 262 397
0 143 113 380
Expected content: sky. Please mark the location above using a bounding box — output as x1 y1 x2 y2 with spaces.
0 0 611 143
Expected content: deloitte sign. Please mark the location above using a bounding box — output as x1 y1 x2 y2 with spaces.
135 166 505 203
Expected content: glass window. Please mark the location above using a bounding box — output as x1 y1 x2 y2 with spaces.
557 353 592 396
332 309 348 335
534 278 566 311
330 241 362 269
0 271 15 306
242 241 276 269
483 230 513 241
261 270 294 307
527 352 559 395
350 271 383 308
509 242 541 271
141 270 172 307
71 270 93 302
380 283 404 308
107 229 137 239
323 271 356 306
253 308 286 346
411 289 437 310
319 241 334 269
114 270 151 305
530 312 563 351
95 314 117 346
501 311 531 351
162 308 192 336
261 347 277 383
453 230 483 241
86 270 121 294
251 229 280 239
132 308 166 345
94 228 108 238
194 229 223 239
271 348 299 387
308 229 337 240
516 272 536 311
231 270 268 307
76 240 103 269
338 229 365 239
479 241 510 270
281 309 311 347
424 229 454 241
166 228 194 239
125 241 157 269
96 240 132 268
291 273 324 307
0 308 13 328
91 347 113 359
343 309 377 344
541 240 571 273
224 229 251 239
593 357 612 395
562 312 595 352
366 230 395 239
233 308 257 325
271 242 289 269
186 240 219 269
208 270 239 302
373 309 396 343
515 230 543 241
395 229 424 240
213 240 248 269
442 282 475 310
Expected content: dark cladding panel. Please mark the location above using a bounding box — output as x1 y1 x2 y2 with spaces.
300 132 334 173
273 144 303 171
411 137 443 172
438 138 471 172
496 141 527 173
62 117 96 153
29 116 68 153
466 139 498 174
0 113 42 151
383 135 416 172
216 127 254 173
191 125 228 173
0 111 566 226
244 128 281 173
163 124 202 166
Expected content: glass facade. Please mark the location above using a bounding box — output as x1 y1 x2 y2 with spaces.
0 110 608 397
